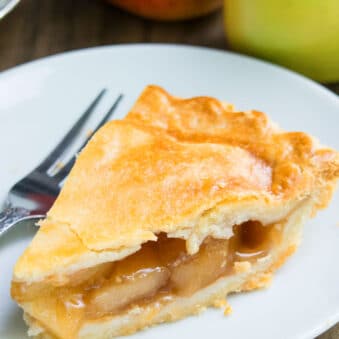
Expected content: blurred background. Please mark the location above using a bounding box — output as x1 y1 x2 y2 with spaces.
0 0 338 338
0 0 338 94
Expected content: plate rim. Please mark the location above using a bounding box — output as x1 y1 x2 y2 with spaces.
0 43 338 105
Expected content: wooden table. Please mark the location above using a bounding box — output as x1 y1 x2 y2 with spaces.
0 1 338 338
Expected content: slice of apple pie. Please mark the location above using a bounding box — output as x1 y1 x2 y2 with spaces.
11 86 339 339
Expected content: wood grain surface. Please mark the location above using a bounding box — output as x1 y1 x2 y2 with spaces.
0 1 338 338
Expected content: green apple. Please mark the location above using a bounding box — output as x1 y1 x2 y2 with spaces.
224 0 339 82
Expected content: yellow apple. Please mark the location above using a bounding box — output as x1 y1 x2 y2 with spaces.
224 0 339 82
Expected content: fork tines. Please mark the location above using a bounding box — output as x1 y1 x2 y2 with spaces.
53 94 123 182
37 91 123 185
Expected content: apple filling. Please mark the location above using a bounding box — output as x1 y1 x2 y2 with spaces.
12 220 281 338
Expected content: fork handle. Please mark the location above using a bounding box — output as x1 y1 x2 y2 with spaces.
0 206 30 237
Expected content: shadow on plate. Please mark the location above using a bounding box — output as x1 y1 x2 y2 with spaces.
0 219 38 250
0 304 27 339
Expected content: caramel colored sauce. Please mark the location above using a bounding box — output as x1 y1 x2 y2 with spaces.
12 221 280 339
230 220 280 262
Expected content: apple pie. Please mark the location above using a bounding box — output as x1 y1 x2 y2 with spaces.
11 86 339 339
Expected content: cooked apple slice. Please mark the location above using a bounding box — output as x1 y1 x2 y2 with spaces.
156 233 188 267
87 243 170 316
67 262 115 287
11 262 115 304
87 268 169 317
170 239 229 296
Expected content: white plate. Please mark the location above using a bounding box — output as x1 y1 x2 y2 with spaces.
0 45 338 339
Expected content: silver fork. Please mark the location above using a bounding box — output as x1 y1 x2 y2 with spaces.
0 90 123 237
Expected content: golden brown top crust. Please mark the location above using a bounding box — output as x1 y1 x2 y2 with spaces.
126 85 339 197
47 120 272 251
13 85 339 282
